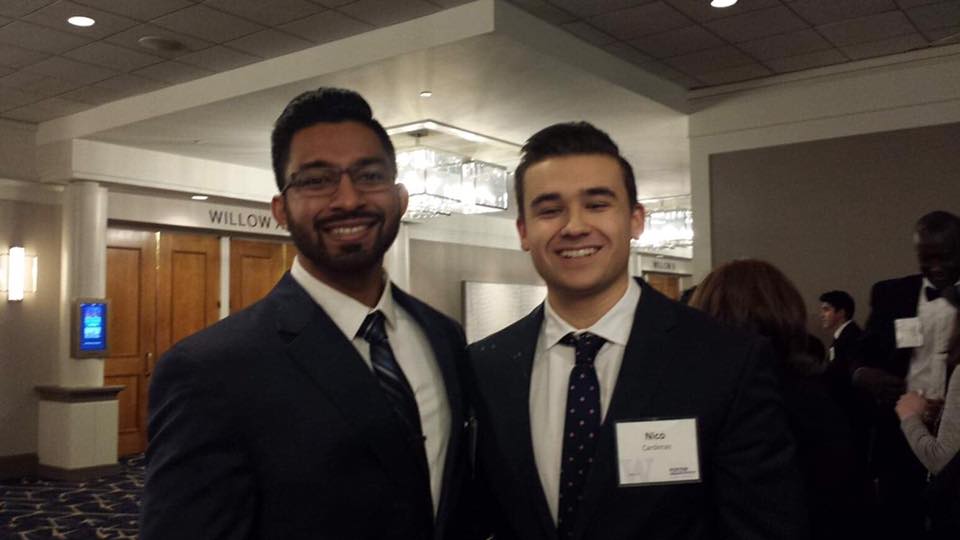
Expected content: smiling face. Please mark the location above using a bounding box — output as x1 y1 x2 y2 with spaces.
517 153 643 303
271 121 407 285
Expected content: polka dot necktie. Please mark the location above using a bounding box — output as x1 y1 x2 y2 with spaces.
557 331 607 539
358 311 423 440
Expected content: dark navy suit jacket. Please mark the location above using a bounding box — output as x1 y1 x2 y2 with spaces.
141 273 470 540
465 279 809 540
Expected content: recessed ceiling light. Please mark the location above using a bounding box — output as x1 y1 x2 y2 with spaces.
419 90 433 98
67 16 95 27
138 36 186 52
191 195 209 201
710 0 738 7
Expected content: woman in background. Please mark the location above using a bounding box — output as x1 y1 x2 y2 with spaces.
895 327 960 538
690 259 872 540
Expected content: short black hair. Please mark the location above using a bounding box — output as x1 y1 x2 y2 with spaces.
270 87 395 192
819 290 855 320
916 210 960 247
514 122 637 218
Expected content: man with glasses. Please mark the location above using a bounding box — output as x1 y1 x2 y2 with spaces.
141 88 471 540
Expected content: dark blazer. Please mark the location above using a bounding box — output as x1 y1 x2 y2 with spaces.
857 274 930 536
141 273 469 540
826 321 863 380
858 275 929 471
465 280 808 540
858 274 924 378
823 321 871 456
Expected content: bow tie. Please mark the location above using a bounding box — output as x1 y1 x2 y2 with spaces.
926 285 960 305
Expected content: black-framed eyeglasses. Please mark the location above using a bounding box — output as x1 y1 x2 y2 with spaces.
282 162 395 197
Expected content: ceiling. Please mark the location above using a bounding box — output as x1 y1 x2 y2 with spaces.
2 0 958 203
1 0 958 124
81 30 691 199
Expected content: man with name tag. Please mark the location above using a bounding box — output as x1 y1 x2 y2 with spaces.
465 122 808 540
141 88 471 539
855 210 960 539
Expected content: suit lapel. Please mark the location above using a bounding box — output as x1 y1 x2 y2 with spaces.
489 305 559 540
573 279 678 538
897 275 924 317
271 274 428 494
391 287 464 535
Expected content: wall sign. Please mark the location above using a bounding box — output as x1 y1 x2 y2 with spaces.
108 192 288 237
639 255 692 275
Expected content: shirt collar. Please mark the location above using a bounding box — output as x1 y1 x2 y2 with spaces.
543 278 641 349
290 256 396 339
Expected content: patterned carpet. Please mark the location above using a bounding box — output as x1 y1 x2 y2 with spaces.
0 455 143 539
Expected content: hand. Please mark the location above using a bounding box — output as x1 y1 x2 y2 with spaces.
852 367 906 406
895 391 927 420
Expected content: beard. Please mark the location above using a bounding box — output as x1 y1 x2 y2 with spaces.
285 206 400 277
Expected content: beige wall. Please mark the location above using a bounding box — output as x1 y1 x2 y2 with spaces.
0 121 37 181
710 121 960 335
409 238 542 325
0 198 61 457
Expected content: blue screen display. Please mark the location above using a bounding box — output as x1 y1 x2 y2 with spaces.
79 302 107 352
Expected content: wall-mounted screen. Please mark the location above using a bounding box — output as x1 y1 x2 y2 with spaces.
72 298 109 358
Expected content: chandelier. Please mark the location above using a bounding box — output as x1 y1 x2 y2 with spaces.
389 121 514 220
633 207 694 252
396 148 509 220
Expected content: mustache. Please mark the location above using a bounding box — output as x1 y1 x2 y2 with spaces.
313 210 383 229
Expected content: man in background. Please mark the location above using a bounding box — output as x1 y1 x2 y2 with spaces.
820 290 861 368
820 290 863 395
856 210 960 539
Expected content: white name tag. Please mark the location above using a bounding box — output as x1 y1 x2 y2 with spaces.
895 317 923 348
615 418 700 486
828 346 836 362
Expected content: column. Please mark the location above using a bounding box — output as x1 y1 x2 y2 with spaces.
36 181 122 479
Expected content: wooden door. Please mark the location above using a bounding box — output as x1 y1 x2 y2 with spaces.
106 230 220 456
644 272 681 300
157 232 221 361
105 229 157 456
229 239 293 313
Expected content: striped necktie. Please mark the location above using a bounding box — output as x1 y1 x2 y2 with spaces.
359 311 423 438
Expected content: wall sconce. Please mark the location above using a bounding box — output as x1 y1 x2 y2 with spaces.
0 247 38 301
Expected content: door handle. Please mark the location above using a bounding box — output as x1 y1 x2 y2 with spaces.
146 352 155 374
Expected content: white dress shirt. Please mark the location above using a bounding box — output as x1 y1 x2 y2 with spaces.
907 277 958 400
530 278 641 524
290 257 450 515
